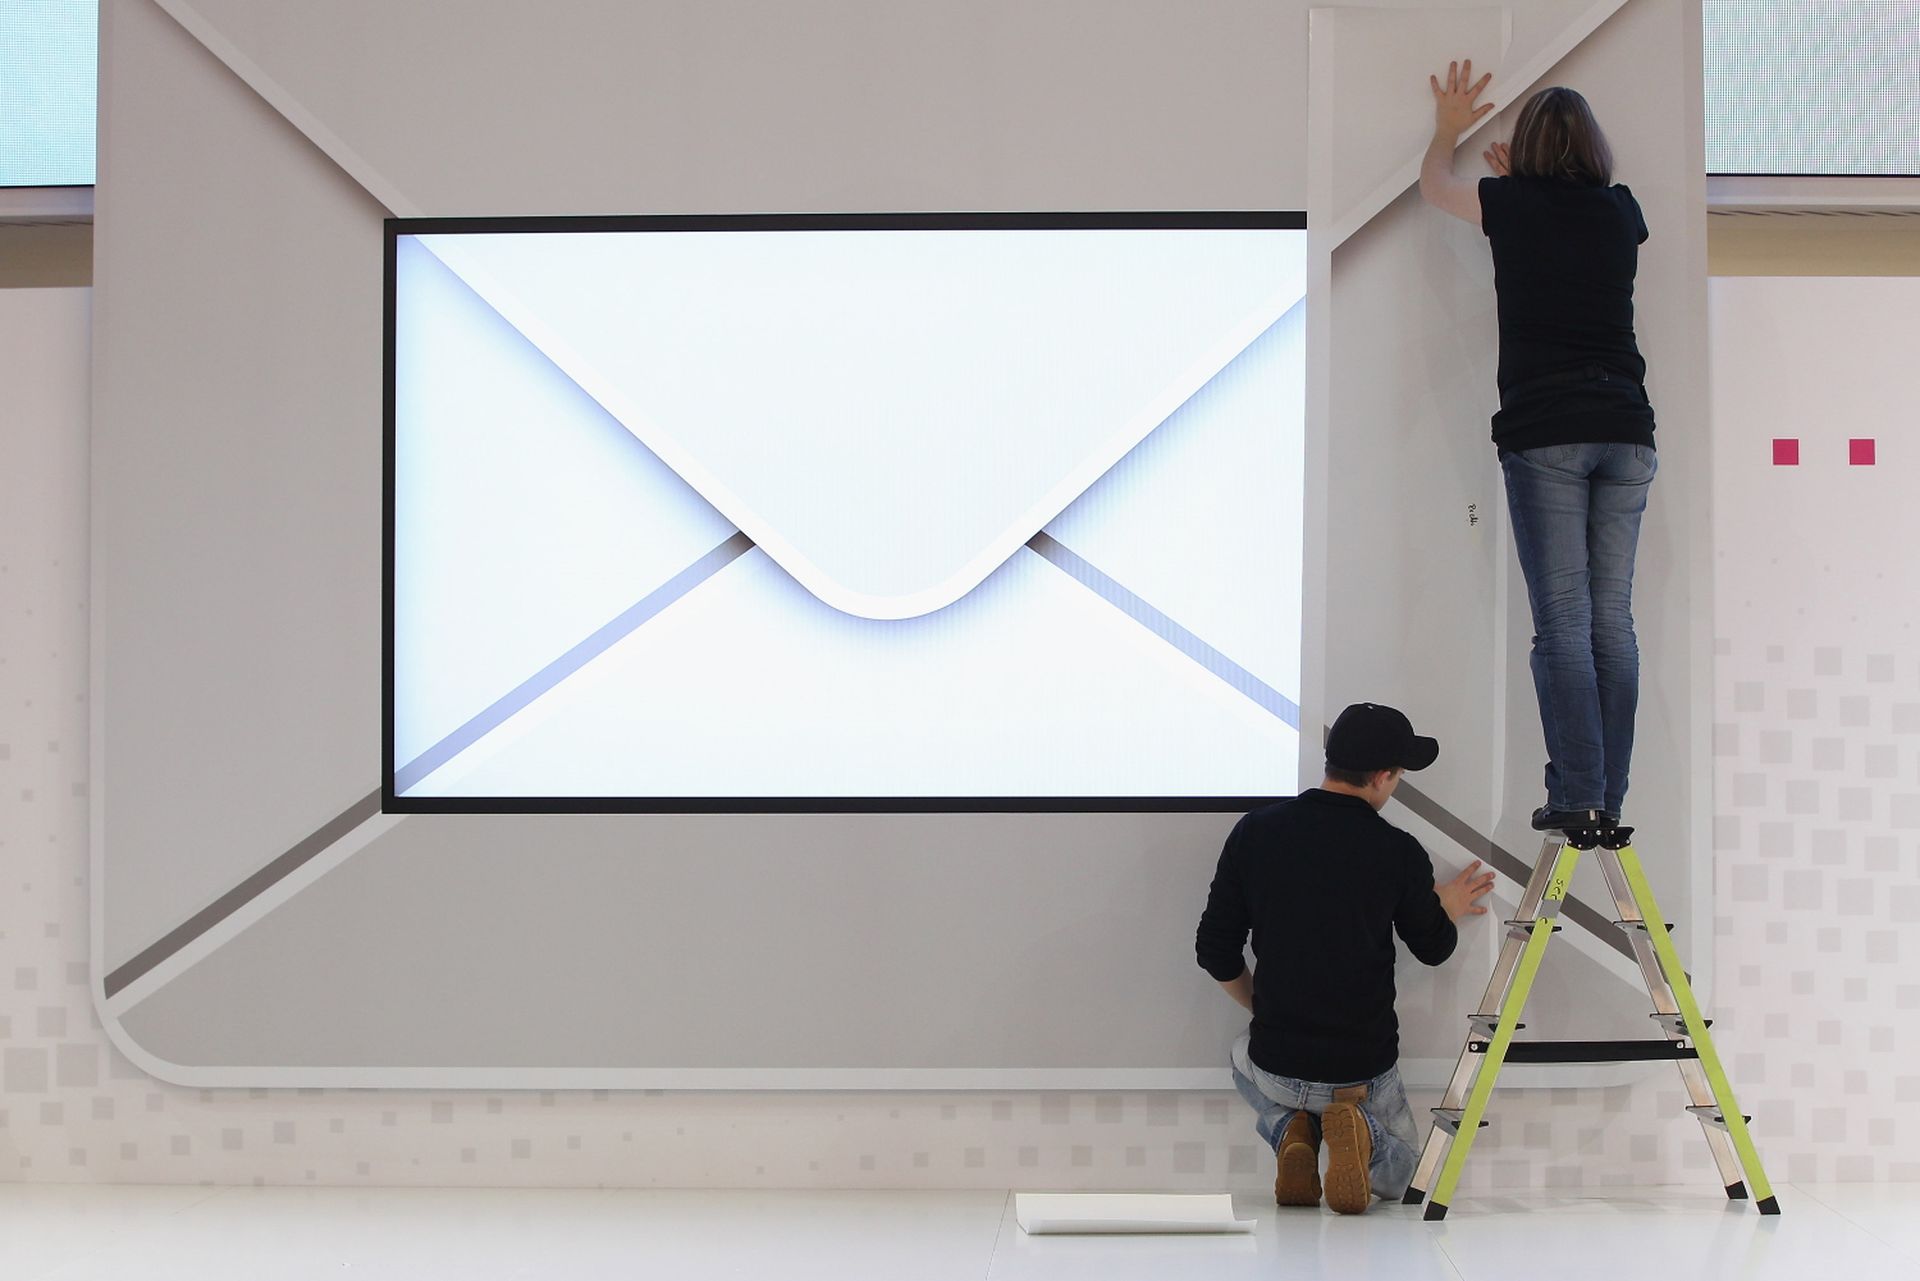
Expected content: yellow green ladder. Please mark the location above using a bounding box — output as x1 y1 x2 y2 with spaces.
1403 824 1778 1220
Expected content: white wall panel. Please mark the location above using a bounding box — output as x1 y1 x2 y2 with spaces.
10 248 1919 1188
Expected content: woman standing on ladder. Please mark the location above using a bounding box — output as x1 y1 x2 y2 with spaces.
1419 61 1657 836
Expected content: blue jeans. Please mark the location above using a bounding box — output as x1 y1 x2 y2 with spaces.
1230 1034 1420 1200
1500 442 1657 817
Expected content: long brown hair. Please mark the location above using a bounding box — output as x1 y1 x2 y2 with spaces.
1508 87 1613 186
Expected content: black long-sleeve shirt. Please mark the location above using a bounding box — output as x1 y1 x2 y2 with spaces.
1195 789 1457 1083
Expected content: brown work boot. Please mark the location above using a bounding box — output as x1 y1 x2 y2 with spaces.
1321 1086 1374 1215
1273 1112 1321 1207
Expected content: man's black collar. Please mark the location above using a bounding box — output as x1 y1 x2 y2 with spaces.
1301 787 1373 809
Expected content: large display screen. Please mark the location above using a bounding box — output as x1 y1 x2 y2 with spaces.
1705 0 1920 175
385 215 1306 810
0 1 96 187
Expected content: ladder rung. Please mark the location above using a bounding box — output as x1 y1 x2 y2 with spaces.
1651 1013 1712 1034
1554 823 1632 850
1686 1105 1752 1131
1614 920 1677 932
1469 1039 1700 1063
1430 1107 1491 1137
1468 1015 1525 1034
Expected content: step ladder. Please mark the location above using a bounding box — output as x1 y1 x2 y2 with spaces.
1403 823 1778 1220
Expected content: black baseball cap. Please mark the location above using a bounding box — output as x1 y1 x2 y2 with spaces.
1325 702 1439 772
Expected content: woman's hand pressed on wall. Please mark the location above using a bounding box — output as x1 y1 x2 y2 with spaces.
1430 59 1495 138
1484 140 1511 177
1420 59 1496 225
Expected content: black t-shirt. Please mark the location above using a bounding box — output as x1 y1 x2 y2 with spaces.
1194 790 1457 1083
1479 175 1657 453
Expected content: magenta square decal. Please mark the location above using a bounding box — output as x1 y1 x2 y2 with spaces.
1772 438 1799 466
1850 438 1876 466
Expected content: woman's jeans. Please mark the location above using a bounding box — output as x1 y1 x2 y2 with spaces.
1230 1034 1420 1200
1499 441 1658 817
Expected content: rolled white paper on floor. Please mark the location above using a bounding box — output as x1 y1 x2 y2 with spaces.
1014 1192 1256 1235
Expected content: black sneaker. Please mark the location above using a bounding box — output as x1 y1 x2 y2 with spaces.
1530 806 1615 834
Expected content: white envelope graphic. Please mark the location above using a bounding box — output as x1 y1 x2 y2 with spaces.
390 224 1307 801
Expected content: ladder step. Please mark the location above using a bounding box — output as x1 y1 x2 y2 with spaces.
1614 920 1677 933
1430 1107 1491 1137
1651 1013 1712 1035
1468 1014 1525 1035
1687 1105 1752 1131
1551 823 1632 850
1468 1039 1699 1063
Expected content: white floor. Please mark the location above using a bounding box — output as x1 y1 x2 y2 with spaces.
3 1182 1917 1280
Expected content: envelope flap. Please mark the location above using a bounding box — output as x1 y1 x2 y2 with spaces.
423 228 1303 618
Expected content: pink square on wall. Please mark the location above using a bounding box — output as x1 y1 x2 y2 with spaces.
1850 438 1876 466
1772 438 1799 466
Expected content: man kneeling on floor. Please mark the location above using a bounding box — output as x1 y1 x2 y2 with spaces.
1195 702 1496 1214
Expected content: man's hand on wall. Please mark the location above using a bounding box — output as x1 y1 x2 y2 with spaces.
1437 860 1497 923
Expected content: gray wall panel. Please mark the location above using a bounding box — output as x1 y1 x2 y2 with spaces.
95 0 1711 1085
160 0 1598 216
121 813 1242 1071
94 0 388 971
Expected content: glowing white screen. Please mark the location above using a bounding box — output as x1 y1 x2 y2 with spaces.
390 224 1306 804
0 0 96 187
1706 1 1920 175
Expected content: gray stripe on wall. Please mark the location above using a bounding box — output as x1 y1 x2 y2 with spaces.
106 531 1633 1011
102 789 384 1000
101 534 756 1003
1027 534 1633 960
1027 531 1301 729
1391 776 1636 963
393 531 756 795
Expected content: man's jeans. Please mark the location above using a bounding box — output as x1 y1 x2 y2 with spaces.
1500 442 1658 817
1230 1034 1420 1200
